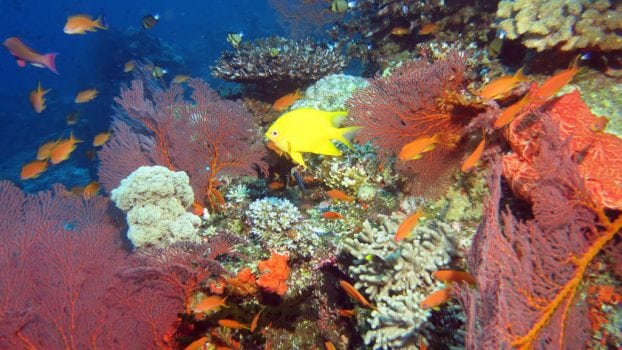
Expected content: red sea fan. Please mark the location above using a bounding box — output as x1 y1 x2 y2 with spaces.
346 51 478 197
100 78 267 208
457 117 622 349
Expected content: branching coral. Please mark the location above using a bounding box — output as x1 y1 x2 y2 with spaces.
497 0 622 51
342 214 464 349
211 36 347 87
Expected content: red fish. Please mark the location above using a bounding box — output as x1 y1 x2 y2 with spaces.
3 37 58 74
432 269 476 285
29 82 50 113
531 55 583 103
420 287 451 309
460 133 485 172
394 207 425 241
339 280 377 310
322 211 343 220
218 319 250 330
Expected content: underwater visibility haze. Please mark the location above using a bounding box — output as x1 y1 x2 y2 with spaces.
0 0 621 349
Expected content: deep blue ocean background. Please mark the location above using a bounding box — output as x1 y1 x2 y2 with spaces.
0 0 289 192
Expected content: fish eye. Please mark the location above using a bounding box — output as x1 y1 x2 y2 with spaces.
271 130 278 136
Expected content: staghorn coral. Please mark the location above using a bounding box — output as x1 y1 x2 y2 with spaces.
111 165 201 248
497 0 622 51
211 36 347 87
342 213 465 349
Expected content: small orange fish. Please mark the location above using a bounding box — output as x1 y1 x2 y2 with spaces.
172 75 190 84
49 132 82 164
326 189 354 202
420 287 451 309
493 94 530 129
20 160 48 180
75 88 98 103
322 211 343 220
93 131 111 147
272 90 302 112
268 181 285 190
531 55 583 103
394 207 425 242
478 67 527 100
183 336 209 350
3 37 58 74
192 202 205 216
30 81 50 113
390 26 410 36
432 270 476 285
339 280 377 310
418 23 439 35
398 134 439 160
460 133 485 172
123 60 135 73
193 295 229 314
324 341 336 350
218 319 250 330
64 14 107 34
337 309 356 317
82 181 101 199
37 140 59 160
250 309 263 332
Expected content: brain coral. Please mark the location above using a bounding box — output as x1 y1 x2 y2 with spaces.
111 166 201 248
497 0 622 51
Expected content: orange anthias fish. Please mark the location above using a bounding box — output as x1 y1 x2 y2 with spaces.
272 90 302 112
493 94 530 129
20 160 48 180
93 131 111 146
37 140 59 160
183 336 209 350
49 133 82 164
531 55 583 103
432 269 476 285
250 309 263 332
420 287 451 309
193 295 229 314
326 189 354 202
418 23 439 35
337 309 356 317
394 206 425 242
338 280 377 310
75 88 98 103
322 211 343 220
63 14 107 34
324 341 337 350
398 134 439 161
30 82 50 113
390 26 410 36
218 319 250 330
478 67 527 100
460 133 485 172
3 37 58 74
82 181 101 199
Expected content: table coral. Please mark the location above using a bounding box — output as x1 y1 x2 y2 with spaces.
342 214 464 349
497 0 622 51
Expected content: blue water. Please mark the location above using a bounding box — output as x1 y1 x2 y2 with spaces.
0 0 287 191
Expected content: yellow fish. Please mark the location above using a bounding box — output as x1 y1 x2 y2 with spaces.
265 108 359 167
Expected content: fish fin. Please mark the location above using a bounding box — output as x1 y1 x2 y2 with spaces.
335 126 361 149
290 151 306 167
42 53 59 74
514 66 527 82
325 110 348 125
16 58 26 67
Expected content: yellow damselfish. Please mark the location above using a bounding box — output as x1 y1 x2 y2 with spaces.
265 108 359 167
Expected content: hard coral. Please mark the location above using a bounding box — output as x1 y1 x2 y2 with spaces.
503 91 622 210
497 0 622 51
257 252 290 296
211 36 347 87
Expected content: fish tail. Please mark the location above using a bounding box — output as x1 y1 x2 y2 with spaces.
96 10 108 29
514 66 527 82
335 126 361 149
327 110 348 125
42 53 59 74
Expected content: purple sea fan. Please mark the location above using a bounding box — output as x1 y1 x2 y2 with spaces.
456 116 622 349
